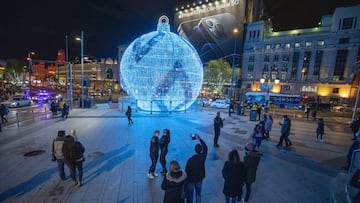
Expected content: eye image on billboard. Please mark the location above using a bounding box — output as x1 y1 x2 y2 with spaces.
175 0 246 62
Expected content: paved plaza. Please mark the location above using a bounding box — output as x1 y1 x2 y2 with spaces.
0 107 354 203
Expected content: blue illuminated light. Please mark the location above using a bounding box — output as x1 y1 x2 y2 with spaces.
120 16 203 112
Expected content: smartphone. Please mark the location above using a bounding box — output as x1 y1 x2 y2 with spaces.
190 133 196 140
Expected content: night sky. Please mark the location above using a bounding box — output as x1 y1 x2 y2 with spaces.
1 0 359 61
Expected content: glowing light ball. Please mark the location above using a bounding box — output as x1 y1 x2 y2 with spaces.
120 16 203 112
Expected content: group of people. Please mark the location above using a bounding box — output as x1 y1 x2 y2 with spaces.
251 114 273 150
276 115 293 149
50 99 70 118
52 129 85 187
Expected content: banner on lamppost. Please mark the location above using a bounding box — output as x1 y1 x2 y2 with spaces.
261 84 273 90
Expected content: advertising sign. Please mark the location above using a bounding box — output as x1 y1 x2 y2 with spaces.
174 0 246 62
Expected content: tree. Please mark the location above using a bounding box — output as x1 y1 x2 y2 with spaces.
5 59 26 84
203 59 232 95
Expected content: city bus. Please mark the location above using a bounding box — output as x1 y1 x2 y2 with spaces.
245 92 300 108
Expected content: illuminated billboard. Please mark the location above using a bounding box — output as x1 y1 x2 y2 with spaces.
174 0 246 62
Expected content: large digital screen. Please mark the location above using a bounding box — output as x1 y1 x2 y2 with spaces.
174 0 246 62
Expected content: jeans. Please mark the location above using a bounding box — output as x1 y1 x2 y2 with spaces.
160 149 167 172
225 196 237 203
127 116 133 124
317 133 323 140
245 182 252 201
148 155 158 174
69 162 83 182
277 134 291 147
57 159 65 180
187 181 202 203
254 137 262 148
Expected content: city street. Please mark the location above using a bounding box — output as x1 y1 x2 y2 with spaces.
0 107 354 202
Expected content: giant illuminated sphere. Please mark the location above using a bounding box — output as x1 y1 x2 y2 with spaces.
120 16 203 112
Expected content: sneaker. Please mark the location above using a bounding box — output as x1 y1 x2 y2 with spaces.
147 173 155 179
76 181 81 187
320 139 324 142
72 180 77 186
153 173 159 177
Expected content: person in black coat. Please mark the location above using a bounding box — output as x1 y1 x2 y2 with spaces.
185 134 208 203
161 160 187 203
316 118 325 142
148 130 160 179
125 105 134 125
243 142 262 202
350 117 360 140
160 129 171 175
213 112 223 147
222 150 245 203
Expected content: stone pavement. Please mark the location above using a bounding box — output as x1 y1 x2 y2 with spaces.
0 107 354 203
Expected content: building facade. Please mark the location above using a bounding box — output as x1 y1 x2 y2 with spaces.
241 4 360 105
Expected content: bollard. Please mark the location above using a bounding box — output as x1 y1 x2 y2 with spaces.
150 101 153 115
169 101 172 114
32 109 35 121
45 107 47 120
16 112 19 128
293 111 296 118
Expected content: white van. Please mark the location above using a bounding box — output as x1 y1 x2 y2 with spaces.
9 95 32 108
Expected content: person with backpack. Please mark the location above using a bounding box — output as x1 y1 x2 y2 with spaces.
62 130 85 187
52 130 66 180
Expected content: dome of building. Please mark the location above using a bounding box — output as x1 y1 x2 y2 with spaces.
120 16 203 112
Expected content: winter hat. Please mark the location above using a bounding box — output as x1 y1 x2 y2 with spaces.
71 129 77 141
245 142 255 151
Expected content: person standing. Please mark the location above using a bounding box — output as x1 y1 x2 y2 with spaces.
222 150 245 203
185 134 208 203
213 112 223 148
243 142 262 203
316 118 325 142
285 116 293 147
148 130 160 179
71 130 85 186
52 130 66 180
161 160 187 203
160 129 171 175
276 115 291 148
252 124 263 150
125 105 134 125
264 115 273 139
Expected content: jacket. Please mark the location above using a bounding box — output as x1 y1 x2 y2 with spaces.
281 119 290 136
63 137 85 168
222 161 245 197
265 118 273 132
244 151 262 183
161 170 186 203
150 136 159 157
185 139 208 183
316 120 324 134
214 116 223 129
52 137 65 159
160 134 170 152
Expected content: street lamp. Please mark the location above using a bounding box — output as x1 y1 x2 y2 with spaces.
76 31 84 109
27 51 35 95
228 28 239 117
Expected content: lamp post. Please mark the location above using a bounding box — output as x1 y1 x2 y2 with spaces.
27 51 35 95
228 28 239 117
76 31 84 109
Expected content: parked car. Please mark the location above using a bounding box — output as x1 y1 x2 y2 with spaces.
210 99 230 109
332 104 353 112
9 95 32 108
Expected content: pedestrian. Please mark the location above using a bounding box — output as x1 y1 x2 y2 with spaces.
58 98 64 113
285 116 293 147
264 114 273 139
243 142 262 203
51 130 66 180
350 117 360 140
185 134 208 203
256 105 262 121
222 150 245 203
62 131 85 187
276 115 291 148
213 112 223 148
304 104 310 119
252 124 263 150
350 169 360 203
161 160 187 203
125 105 134 125
160 129 171 175
148 130 160 179
0 104 9 123
62 102 69 118
316 118 325 142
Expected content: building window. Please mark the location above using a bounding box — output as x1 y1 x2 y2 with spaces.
271 65 278 71
282 85 290 91
265 44 271 50
247 65 254 72
246 73 253 79
273 55 279 62
263 64 269 72
275 44 281 49
317 40 325 46
333 49 348 81
305 41 312 47
257 30 260 38
302 51 311 81
281 74 287 80
333 88 339 93
264 55 270 62
281 64 288 72
282 53 290 61
313 51 323 81
285 43 291 49
106 68 113 79
246 83 251 88
290 52 300 80
295 42 300 48
248 55 255 62
339 38 350 44
342 17 353 30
